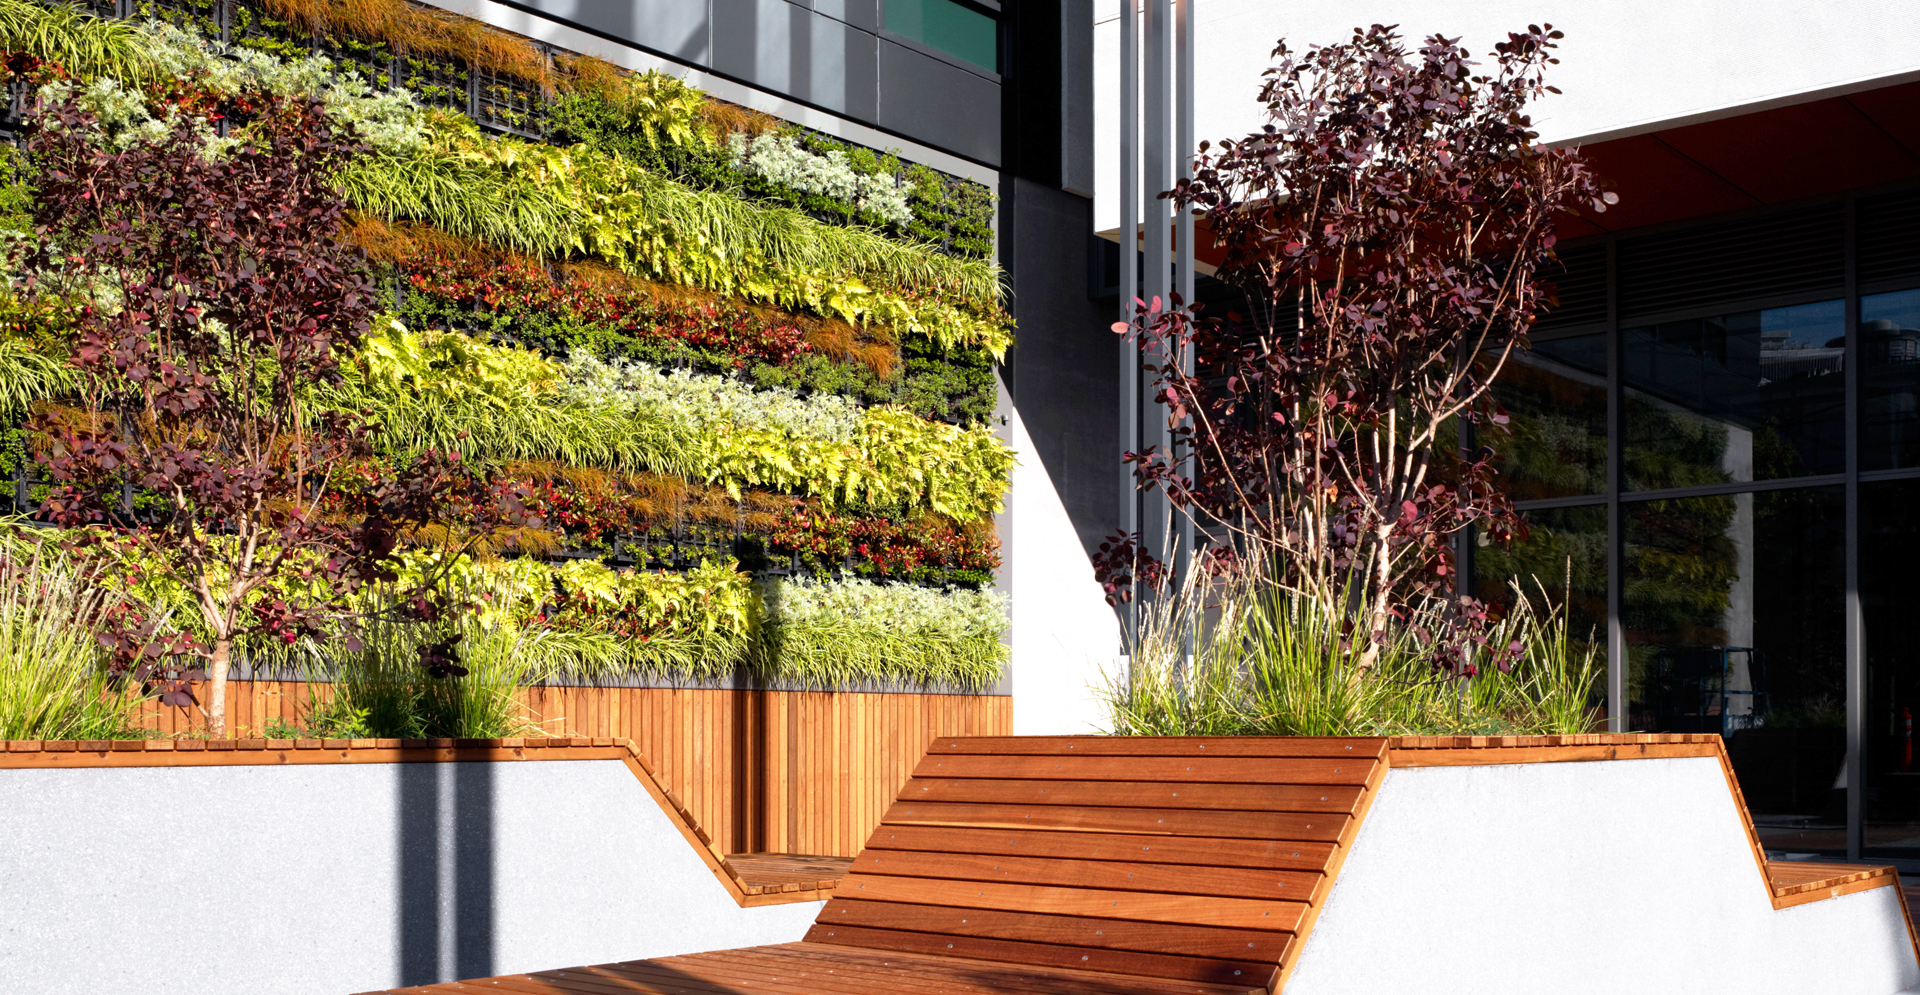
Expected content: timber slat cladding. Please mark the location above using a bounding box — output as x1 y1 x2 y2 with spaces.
135 679 1012 857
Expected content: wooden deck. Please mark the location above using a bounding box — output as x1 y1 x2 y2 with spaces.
359 942 1263 995
724 853 853 892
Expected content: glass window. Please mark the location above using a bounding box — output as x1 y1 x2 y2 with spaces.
1863 478 1920 858
1486 332 1607 501
1474 504 1609 720
1623 301 1845 491
1625 487 1845 856
885 0 997 71
1861 289 1920 472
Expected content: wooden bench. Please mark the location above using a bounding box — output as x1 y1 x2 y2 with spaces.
360 735 1387 994
357 733 1914 995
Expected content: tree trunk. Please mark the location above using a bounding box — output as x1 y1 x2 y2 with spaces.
207 638 232 739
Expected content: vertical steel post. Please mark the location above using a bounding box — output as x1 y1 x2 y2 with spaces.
1141 0 1172 570
1117 0 1140 656
1606 238 1626 733
1845 199 1864 861
1173 0 1195 593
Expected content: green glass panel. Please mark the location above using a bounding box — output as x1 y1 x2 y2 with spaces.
886 0 997 72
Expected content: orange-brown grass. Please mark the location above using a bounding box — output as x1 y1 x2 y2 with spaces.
554 52 625 101
263 0 552 87
698 98 783 138
346 213 521 268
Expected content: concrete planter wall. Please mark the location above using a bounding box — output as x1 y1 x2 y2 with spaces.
0 739 823 995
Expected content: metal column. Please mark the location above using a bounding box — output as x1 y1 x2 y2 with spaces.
1117 0 1140 643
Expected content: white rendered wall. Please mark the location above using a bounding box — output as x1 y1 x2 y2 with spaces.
1006 405 1121 734
0 760 821 995
1093 0 1920 234
1287 757 1920 995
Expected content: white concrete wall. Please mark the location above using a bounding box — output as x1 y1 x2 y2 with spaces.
0 760 821 995
1288 757 1920 995
1094 0 1920 234
1006 406 1122 734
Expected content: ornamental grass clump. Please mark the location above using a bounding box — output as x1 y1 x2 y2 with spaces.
1103 560 1601 737
302 572 567 738
757 576 1007 690
0 0 157 82
0 549 145 741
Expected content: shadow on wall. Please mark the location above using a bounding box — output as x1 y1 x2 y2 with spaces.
396 762 497 986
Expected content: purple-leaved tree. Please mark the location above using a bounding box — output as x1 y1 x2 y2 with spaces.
1109 24 1612 666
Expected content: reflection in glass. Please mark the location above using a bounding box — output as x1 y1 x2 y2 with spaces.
1862 289 1920 471
884 0 998 70
1625 487 1844 855
1473 504 1608 720
1623 301 1845 491
1486 332 1607 501
1862 479 1920 857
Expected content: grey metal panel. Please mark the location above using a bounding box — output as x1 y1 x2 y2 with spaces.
518 0 710 63
878 38 1001 165
713 0 878 119
808 0 880 31
1061 0 1095 196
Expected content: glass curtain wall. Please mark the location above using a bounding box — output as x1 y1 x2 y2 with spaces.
1471 186 1920 865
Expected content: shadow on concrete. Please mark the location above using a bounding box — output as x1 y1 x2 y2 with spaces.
396 759 497 987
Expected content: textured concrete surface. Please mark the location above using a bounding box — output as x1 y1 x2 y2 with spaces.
0 759 821 995
1287 757 1920 995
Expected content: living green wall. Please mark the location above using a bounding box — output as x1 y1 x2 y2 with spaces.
0 1 1011 692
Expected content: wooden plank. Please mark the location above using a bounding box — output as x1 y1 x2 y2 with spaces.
911 755 1376 785
881 802 1348 842
847 849 1320 902
925 737 1387 759
716 943 1260 995
805 923 1274 988
832 873 1305 931
819 899 1295 963
863 825 1336 870
898 778 1366 814
1385 742 1719 767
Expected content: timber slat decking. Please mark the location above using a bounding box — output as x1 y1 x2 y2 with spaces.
725 853 854 892
354 943 1263 995
355 734 1913 995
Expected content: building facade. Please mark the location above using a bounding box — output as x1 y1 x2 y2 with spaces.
1097 1 1920 865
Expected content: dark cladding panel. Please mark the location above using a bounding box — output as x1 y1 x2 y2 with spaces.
520 0 710 63
878 39 1001 165
1005 179 1114 557
1617 205 1844 320
1060 0 1093 196
713 0 879 119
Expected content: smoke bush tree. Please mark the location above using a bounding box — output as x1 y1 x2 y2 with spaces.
1112 24 1612 662
22 95 530 734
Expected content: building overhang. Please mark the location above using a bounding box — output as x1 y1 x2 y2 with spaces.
1555 75 1920 238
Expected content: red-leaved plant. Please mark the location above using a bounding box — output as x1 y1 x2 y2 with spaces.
1109 24 1611 668
20 95 535 734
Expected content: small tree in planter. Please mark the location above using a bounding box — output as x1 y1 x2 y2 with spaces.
1112 25 1611 663
22 96 531 735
